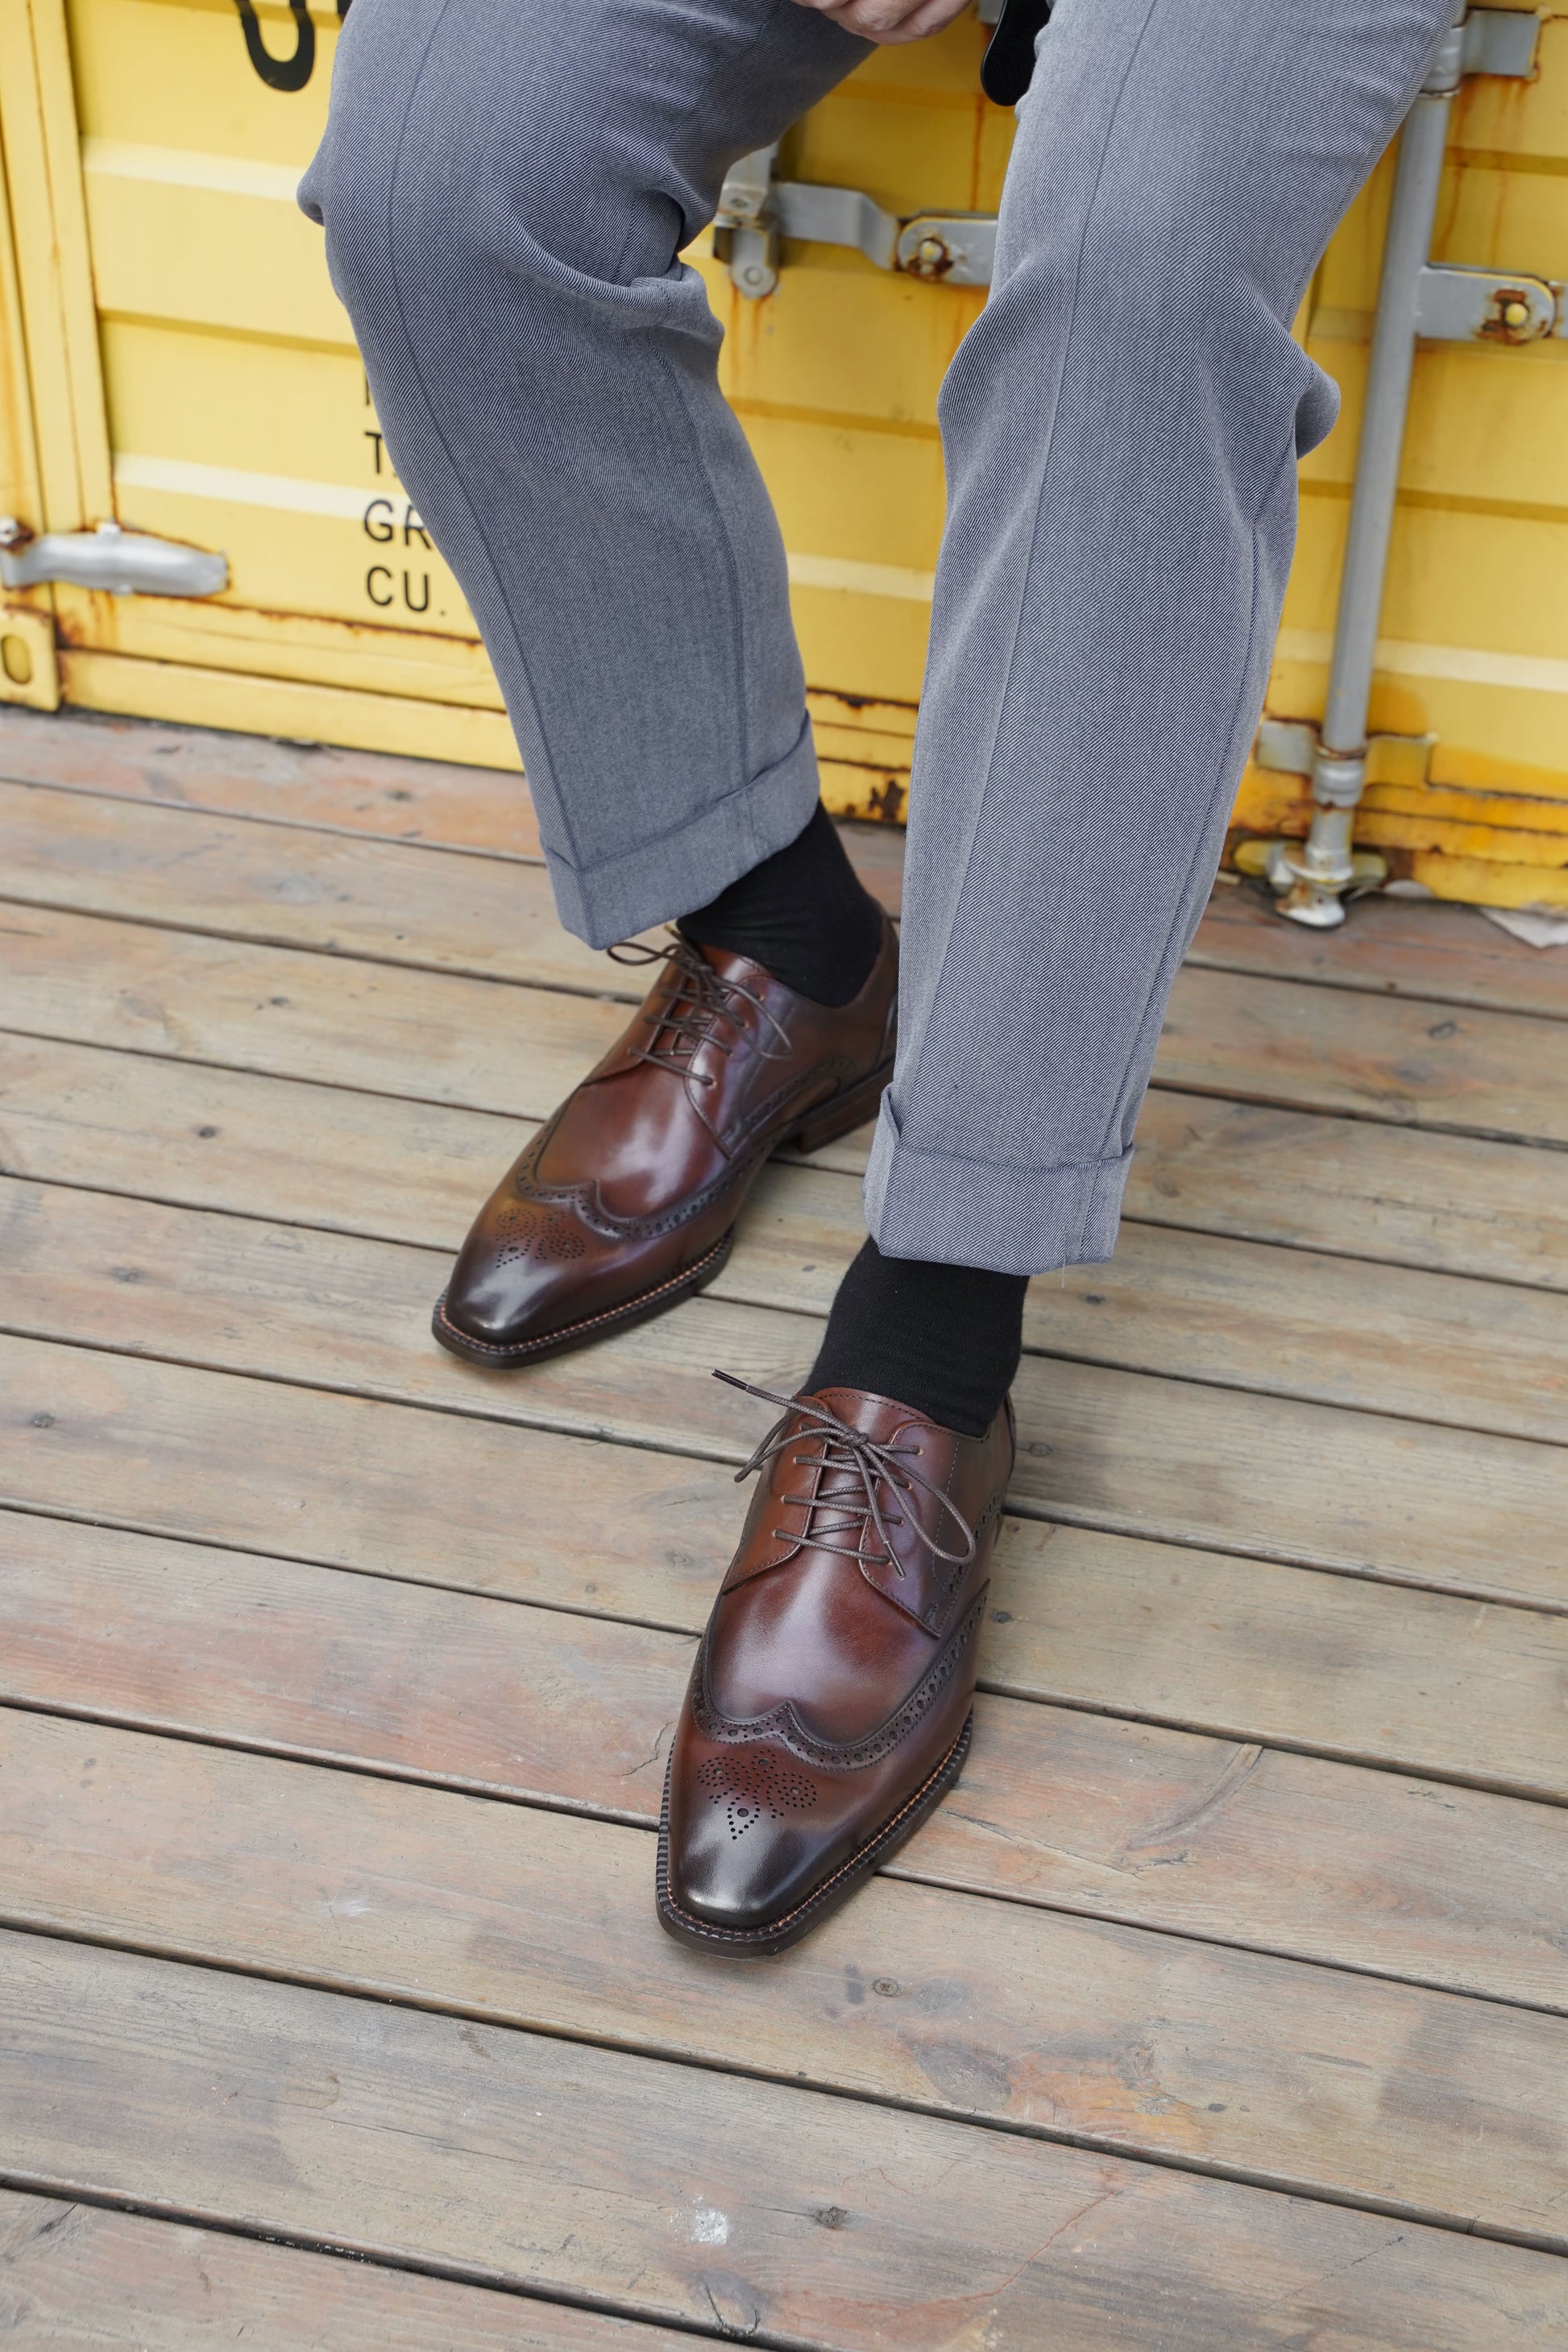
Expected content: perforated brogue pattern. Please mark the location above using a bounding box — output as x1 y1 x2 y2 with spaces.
697 1746 819 1840
492 1199 588 1268
691 1588 989 1774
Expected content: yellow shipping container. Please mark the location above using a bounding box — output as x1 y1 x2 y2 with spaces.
0 0 1563 911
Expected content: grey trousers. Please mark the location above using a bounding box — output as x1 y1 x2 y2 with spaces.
301 0 1453 1275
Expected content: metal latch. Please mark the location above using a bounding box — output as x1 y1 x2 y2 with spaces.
0 518 229 597
713 147 998 298
1415 264 1563 343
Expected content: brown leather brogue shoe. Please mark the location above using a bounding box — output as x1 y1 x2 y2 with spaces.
433 923 897 1367
657 1376 1014 1956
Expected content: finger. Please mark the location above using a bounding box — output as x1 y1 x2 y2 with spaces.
798 0 971 41
790 0 929 32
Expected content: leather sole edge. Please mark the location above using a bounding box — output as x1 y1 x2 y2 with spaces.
430 1228 734 1369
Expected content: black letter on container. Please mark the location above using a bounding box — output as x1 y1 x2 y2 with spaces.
403 572 430 614
366 566 394 608
233 0 314 92
363 498 394 545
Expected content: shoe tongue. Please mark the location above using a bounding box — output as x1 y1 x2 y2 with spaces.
687 939 776 993
798 1386 942 1448
789 1389 940 1523
786 1387 963 1634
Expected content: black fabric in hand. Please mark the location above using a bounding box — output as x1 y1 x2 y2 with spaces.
981 0 1052 106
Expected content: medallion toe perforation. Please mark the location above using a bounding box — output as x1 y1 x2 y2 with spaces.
698 1747 819 1840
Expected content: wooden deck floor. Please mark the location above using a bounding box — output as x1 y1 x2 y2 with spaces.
2 703 1566 2348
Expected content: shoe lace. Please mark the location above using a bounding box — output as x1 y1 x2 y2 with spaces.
714 1371 977 1579
608 934 792 1088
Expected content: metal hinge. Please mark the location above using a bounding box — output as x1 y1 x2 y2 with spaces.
1400 14 1558 348
713 146 997 298
1253 716 1436 791
1458 5 1539 78
0 517 229 597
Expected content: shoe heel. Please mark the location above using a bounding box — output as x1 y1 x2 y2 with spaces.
790 1057 893 1154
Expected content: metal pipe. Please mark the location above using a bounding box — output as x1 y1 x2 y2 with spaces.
1321 24 1462 757
1271 6 1464 927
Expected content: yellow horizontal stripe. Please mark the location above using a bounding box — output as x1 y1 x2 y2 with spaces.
786 553 935 602
1276 629 1568 697
114 453 373 519
83 139 304 204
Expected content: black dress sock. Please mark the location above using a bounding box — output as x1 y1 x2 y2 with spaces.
678 802 885 1008
807 1238 1027 1438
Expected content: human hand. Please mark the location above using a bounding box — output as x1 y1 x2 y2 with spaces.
788 0 976 47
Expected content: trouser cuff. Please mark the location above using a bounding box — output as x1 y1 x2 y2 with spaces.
543 718 821 948
863 1095 1132 1276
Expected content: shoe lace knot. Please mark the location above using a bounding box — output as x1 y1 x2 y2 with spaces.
608 934 792 1088
715 1371 977 1579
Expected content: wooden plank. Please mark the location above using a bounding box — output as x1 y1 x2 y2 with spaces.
2 1510 1562 2003
0 704 908 910
8 1153 1568 1454
0 1030 537 1247
0 703 550 861
7 778 1568 1144
1007 1221 1568 1441
1156 964 1568 1149
4 1709 1566 2246
4 1188 1566 1607
1188 881 1568 1023
0 902 643 1113
0 902 866 1179
0 1508 690 1821
6 707 1559 1023
1128 1087 1568 1292
11 894 1568 1155
0 2188 687 2350
9 1030 1568 1293
0 778 630 997
4 1932 1564 2346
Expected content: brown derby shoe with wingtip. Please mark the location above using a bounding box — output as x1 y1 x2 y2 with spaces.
657 1378 1014 1957
433 921 898 1367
